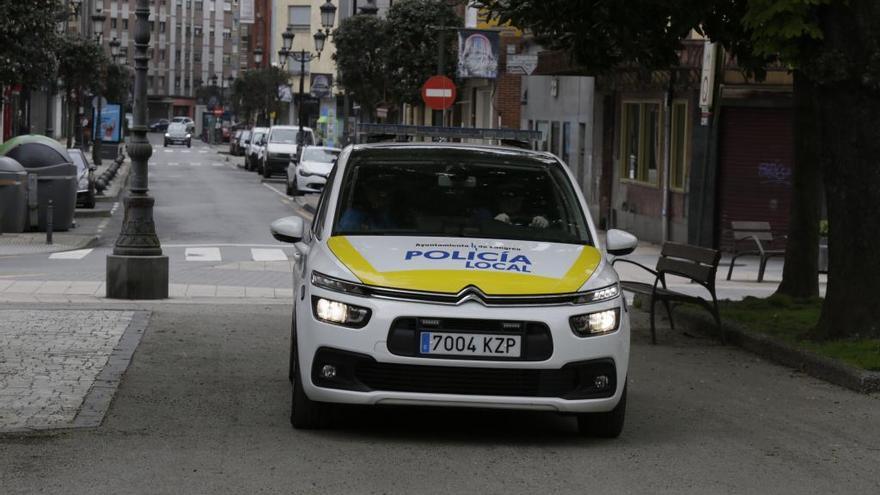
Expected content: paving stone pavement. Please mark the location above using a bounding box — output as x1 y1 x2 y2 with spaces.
0 309 146 432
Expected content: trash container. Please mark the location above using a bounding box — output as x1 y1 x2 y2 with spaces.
0 156 28 233
0 135 77 231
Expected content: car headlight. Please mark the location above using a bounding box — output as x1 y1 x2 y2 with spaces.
572 283 620 304
311 271 369 295
164 133 170 137
570 308 620 337
186 133 191 138
312 296 371 328
299 166 322 177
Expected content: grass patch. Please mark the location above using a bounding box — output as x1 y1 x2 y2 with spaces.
719 295 880 371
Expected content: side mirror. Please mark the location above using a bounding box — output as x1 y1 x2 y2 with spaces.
605 229 638 256
270 216 305 244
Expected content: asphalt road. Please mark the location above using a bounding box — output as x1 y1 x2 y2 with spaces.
1 134 309 288
1 303 877 494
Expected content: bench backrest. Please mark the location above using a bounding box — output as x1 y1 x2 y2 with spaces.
656 242 721 288
731 221 774 241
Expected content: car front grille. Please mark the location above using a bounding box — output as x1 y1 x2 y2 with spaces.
310 347 616 400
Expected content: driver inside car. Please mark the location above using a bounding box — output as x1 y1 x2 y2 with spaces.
491 182 550 228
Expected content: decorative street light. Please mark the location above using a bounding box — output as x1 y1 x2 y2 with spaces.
277 0 336 159
106 0 168 299
254 47 264 67
91 6 107 165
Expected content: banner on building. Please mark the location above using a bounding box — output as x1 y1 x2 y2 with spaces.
310 74 333 98
93 104 121 143
507 54 538 75
240 0 255 24
457 29 500 79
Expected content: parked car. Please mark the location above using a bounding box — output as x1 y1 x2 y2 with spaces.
164 122 192 147
286 146 340 196
149 119 169 132
260 125 316 178
230 130 242 155
237 129 252 156
222 126 232 142
245 127 269 171
269 142 638 437
67 148 96 208
170 116 195 134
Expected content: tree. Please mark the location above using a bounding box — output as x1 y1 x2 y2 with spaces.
104 63 132 108
484 0 880 339
0 0 61 89
332 14 389 121
385 0 461 107
56 34 106 147
230 67 289 126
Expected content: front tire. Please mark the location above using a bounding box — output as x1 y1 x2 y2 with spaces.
576 385 627 438
262 162 272 179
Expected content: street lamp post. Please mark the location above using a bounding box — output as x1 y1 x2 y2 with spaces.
91 6 106 166
278 0 336 160
106 0 168 299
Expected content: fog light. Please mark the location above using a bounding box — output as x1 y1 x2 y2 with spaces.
594 375 609 390
320 364 337 379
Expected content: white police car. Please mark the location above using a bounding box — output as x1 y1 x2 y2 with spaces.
270 143 638 437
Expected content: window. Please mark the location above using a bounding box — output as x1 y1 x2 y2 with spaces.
223 28 231 39
288 5 311 30
670 101 689 190
535 121 549 152
160 21 166 33
620 101 661 184
194 26 202 36
111 18 117 28
160 49 166 61
550 121 560 156
562 122 571 164
122 19 128 29
194 51 201 62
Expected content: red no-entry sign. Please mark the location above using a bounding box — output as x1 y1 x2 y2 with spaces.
421 75 457 111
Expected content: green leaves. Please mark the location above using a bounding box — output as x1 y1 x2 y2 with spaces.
742 0 831 61
0 0 63 88
230 67 289 124
332 14 388 117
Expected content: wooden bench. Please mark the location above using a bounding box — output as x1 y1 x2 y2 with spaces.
726 221 786 282
613 242 723 344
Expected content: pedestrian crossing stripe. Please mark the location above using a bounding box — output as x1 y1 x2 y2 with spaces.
211 162 223 167
251 248 288 261
191 162 203 166
185 247 221 261
49 249 93 260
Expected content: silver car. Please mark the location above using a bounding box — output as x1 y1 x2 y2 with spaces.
286 146 340 195
164 123 191 147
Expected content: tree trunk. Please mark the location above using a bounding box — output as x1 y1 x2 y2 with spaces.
814 1 880 339
775 71 821 298
66 90 74 149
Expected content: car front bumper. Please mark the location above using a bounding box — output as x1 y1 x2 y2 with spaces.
266 157 292 172
296 172 327 192
295 286 630 413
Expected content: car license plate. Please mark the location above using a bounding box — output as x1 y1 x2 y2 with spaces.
420 332 521 358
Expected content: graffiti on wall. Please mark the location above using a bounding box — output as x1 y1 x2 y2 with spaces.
757 161 792 186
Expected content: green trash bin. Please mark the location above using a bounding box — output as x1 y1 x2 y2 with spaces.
0 156 28 233
0 135 77 231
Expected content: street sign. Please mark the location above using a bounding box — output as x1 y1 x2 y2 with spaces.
91 96 108 108
376 107 388 119
506 54 538 75
421 75 457 111
212 108 224 116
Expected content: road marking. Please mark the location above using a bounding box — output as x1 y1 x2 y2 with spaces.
168 162 179 166
148 161 157 166
262 182 291 200
181 150 191 153
110 202 120 215
185 247 222 261
191 162 203 166
164 149 173 153
49 249 93 260
251 248 288 261
199 150 208 153
211 162 223 167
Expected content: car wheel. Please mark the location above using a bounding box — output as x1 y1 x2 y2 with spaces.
576 384 626 438
291 177 302 196
84 188 96 209
290 319 330 429
262 163 271 179
163 141 168 147
187 140 191 148
285 177 293 196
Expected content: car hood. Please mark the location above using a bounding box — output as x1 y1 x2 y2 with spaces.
267 143 298 154
300 159 333 174
326 236 601 295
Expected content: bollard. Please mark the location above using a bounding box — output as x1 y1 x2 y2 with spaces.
46 199 54 245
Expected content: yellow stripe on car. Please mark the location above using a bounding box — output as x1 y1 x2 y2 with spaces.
327 236 601 295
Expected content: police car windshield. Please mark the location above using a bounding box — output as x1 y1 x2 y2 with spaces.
333 154 592 245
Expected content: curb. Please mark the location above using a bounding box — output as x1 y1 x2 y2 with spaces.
74 207 112 218
674 307 880 394
96 161 130 203
0 233 99 257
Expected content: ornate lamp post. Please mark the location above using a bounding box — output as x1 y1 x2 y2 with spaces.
254 47 264 68
278 0 336 158
106 0 168 299
91 6 106 165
